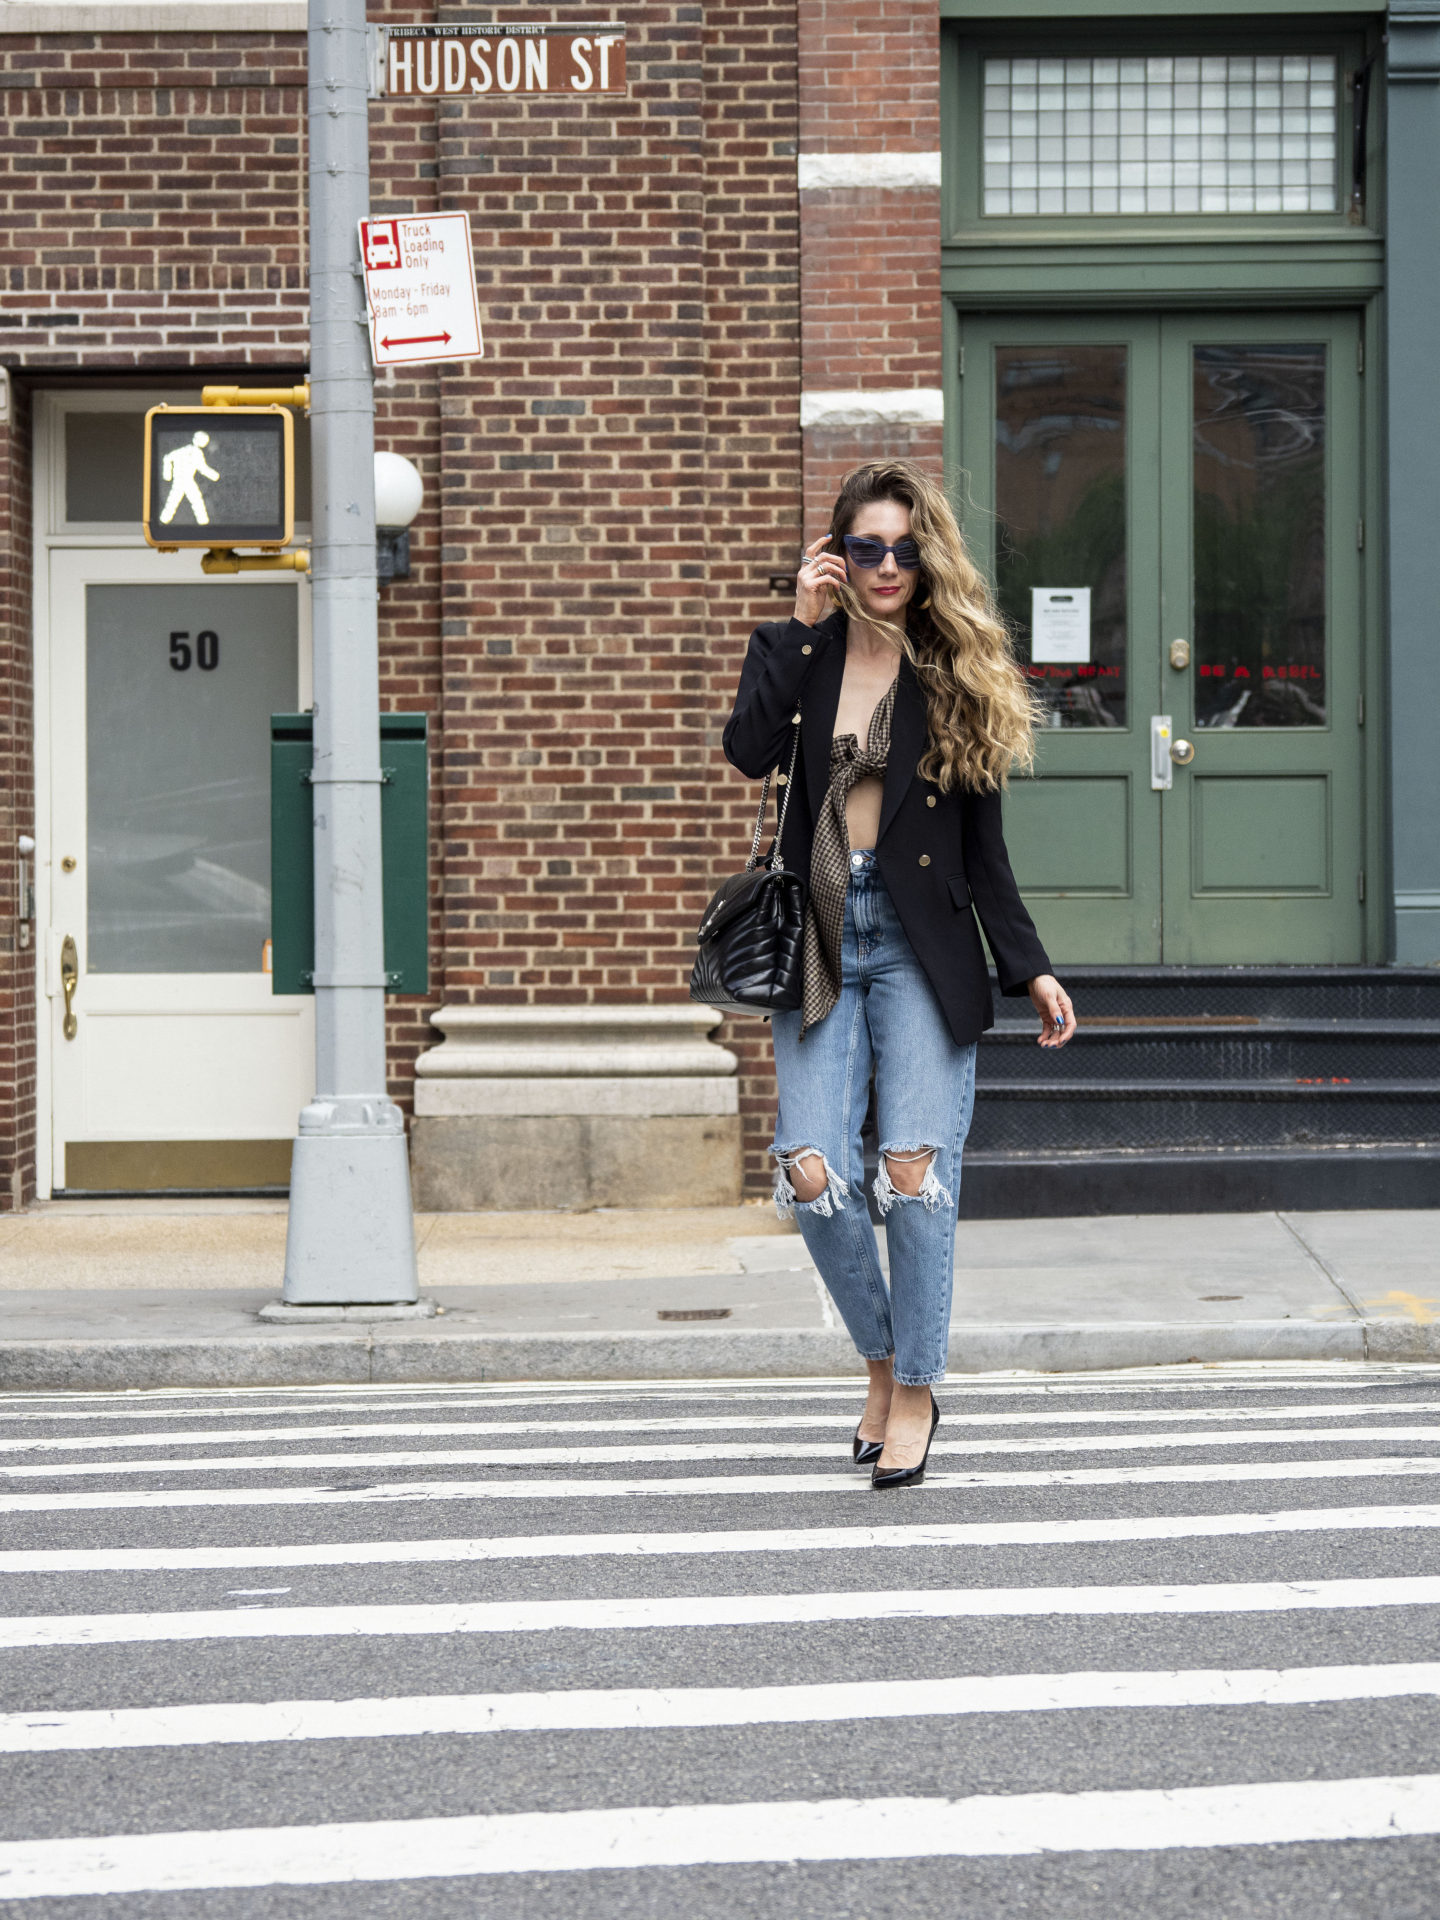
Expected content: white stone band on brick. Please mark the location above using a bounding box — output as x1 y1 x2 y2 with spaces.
797 152 943 192
0 2 306 25
800 389 945 431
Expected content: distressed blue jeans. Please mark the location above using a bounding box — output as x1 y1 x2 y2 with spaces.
770 850 978 1386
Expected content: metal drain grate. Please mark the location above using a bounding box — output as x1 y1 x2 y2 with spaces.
656 1308 732 1322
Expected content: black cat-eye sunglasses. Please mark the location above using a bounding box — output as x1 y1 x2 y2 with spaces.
841 534 921 572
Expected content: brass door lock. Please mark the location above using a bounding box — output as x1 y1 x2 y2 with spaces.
1168 639 1191 670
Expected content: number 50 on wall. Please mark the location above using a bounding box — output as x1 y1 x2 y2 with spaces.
168 631 220 672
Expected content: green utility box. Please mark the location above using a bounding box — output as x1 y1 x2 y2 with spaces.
270 712 428 995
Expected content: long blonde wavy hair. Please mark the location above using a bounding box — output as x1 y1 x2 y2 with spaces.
824 460 1037 793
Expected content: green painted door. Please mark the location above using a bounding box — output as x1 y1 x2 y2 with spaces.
957 310 1365 966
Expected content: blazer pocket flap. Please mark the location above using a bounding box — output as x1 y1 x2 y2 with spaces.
946 873 971 911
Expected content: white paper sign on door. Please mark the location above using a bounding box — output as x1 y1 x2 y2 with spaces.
1030 587 1091 663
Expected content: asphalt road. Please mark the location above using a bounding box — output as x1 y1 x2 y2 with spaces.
5 1363 1440 1916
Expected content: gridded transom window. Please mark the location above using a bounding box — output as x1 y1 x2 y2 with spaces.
982 55 1338 217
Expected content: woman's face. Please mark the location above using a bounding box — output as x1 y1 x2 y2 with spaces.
840 498 920 624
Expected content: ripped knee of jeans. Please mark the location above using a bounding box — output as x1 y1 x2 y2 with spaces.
772 1146 849 1220
873 1144 953 1216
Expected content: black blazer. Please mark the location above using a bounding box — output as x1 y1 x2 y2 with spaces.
722 612 1052 1047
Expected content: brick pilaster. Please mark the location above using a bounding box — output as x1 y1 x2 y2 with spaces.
796 0 943 539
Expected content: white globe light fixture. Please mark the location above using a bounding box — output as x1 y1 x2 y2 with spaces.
373 451 424 584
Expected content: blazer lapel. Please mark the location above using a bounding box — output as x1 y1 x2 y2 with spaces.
876 652 926 846
801 612 845 826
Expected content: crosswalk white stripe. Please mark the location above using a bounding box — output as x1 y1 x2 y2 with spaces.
8 1574 1440 1651
7 1502 1439 1575
9 1424 1440 1480
4 1775 1440 1895
2 1368 1434 1419
7 1455 1440 1515
9 1401 1440 1455
5 1661 1438 1754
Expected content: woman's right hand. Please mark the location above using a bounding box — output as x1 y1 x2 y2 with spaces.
794 535 847 629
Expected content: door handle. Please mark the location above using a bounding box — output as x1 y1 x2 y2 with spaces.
60 934 79 1040
1170 738 1196 767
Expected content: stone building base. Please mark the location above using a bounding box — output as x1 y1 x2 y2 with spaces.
410 1113 742 1212
409 1006 743 1212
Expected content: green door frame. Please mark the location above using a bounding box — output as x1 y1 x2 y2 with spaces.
940 11 1389 959
954 310 1369 965
956 314 1165 964
1158 308 1365 963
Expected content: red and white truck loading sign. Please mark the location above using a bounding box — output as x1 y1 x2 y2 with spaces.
358 212 484 368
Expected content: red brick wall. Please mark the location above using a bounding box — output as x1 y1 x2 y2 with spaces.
0 388 36 1210
368 2 803 1195
702 0 803 1192
0 32 308 366
796 0 942 539
0 11 808 1203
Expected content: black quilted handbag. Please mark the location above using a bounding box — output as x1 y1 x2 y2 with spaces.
689 714 807 1019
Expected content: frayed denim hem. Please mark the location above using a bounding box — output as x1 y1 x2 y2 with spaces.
893 1369 947 1387
872 1144 954 1217
771 1146 850 1220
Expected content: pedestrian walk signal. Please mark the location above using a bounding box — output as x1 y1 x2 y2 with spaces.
143 404 294 550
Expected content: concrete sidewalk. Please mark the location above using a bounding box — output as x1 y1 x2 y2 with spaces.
1 1199 1438 1388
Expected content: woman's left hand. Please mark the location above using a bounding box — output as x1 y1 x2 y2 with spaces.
1028 974 1075 1048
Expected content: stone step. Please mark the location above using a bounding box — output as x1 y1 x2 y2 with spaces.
953 1145 1440 1220
978 1021 1440 1084
995 965 1440 1022
965 1080 1440 1152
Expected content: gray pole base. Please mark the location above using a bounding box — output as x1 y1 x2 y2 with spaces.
282 1109 420 1305
258 1298 437 1323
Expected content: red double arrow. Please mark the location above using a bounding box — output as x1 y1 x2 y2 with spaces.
381 331 452 349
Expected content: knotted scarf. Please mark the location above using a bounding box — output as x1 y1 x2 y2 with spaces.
800 678 896 1036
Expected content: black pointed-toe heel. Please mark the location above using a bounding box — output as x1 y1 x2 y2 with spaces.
852 1424 884 1468
870 1392 939 1490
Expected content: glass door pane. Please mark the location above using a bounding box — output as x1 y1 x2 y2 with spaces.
1160 313 1362 964
994 345 1129 728
1192 343 1327 729
86 583 299 973
957 314 1163 965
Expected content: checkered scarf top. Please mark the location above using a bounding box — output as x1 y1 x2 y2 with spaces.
800 678 897 1036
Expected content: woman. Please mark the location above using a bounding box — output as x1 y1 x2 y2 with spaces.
723 460 1075 1488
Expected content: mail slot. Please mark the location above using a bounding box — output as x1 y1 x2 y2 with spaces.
144 405 294 550
269 712 429 995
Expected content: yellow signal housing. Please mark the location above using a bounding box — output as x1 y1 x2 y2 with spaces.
143 403 295 552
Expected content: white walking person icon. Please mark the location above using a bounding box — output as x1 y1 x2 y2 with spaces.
159 429 220 526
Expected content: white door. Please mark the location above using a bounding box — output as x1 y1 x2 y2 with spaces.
44 546 314 1193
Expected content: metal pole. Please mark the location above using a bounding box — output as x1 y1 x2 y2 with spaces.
281 0 419 1304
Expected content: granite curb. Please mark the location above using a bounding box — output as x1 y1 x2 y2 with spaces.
2 1315 1436 1391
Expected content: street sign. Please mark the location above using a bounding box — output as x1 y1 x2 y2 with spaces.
142 405 294 550
359 212 484 369
374 23 626 98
